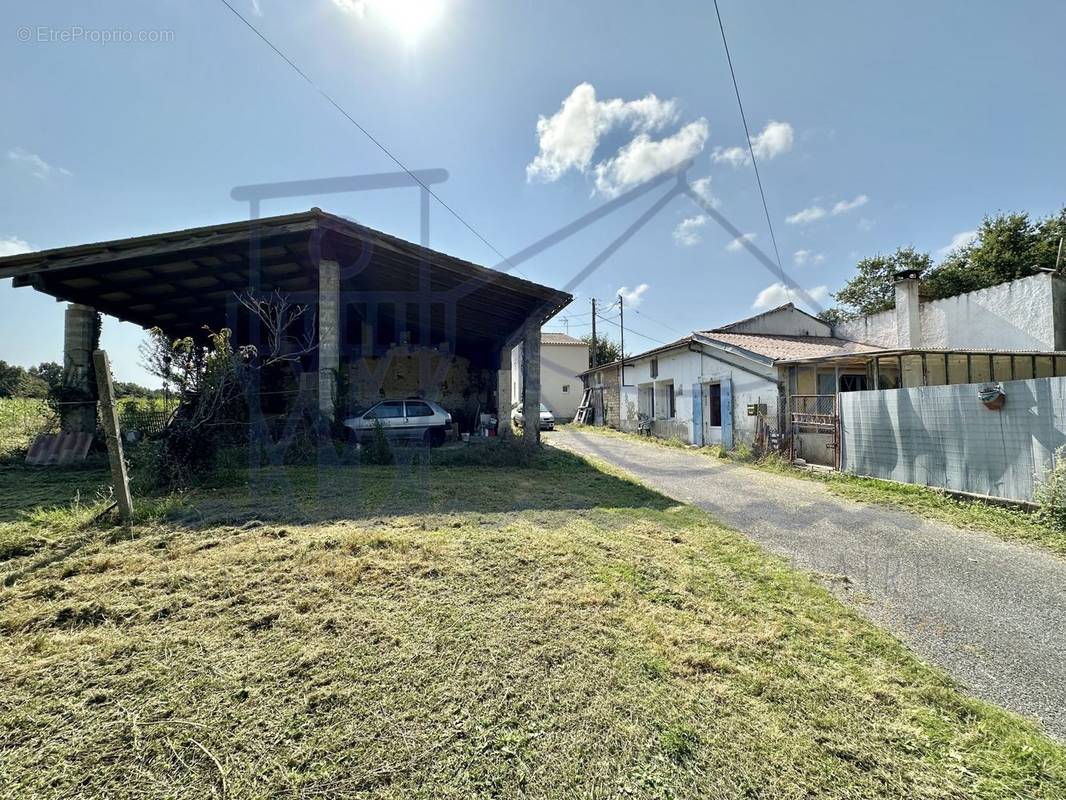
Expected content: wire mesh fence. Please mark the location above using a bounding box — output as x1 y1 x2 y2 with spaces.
0 398 57 455
0 397 175 458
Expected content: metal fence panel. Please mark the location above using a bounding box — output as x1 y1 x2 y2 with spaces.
839 376 1066 502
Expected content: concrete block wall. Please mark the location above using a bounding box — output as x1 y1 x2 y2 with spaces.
341 346 491 426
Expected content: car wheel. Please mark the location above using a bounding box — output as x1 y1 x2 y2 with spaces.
429 428 445 447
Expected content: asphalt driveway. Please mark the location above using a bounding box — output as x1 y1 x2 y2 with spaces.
548 428 1066 740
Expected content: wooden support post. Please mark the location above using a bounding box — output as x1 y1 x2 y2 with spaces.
93 350 134 525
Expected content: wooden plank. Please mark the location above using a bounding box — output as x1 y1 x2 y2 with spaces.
93 350 134 525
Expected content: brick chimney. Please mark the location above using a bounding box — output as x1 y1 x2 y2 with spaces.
893 269 923 348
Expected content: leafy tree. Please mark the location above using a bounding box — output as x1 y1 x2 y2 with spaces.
832 247 933 316
816 307 854 325
1034 207 1066 271
925 213 1036 299
113 381 164 399
581 334 621 368
822 206 1066 324
15 372 48 398
0 360 26 397
28 362 64 393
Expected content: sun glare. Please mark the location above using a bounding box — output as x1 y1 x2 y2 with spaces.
372 0 446 45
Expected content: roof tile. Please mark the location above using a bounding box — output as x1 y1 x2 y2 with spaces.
698 332 879 361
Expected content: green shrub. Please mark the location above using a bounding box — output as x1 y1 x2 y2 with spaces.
1034 446 1066 529
362 420 393 466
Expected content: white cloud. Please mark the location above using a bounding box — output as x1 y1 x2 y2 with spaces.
751 121 794 160
938 229 978 257
250 0 263 15
0 236 32 257
712 120 793 167
831 194 868 215
673 215 708 246
725 232 757 253
617 283 650 307
592 118 709 197
526 82 680 183
710 145 749 167
690 175 718 207
7 148 72 180
793 249 825 266
752 282 829 310
785 205 826 225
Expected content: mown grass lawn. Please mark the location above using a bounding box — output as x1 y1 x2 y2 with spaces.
0 446 1063 798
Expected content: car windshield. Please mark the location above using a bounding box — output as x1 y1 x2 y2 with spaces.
540 404 549 413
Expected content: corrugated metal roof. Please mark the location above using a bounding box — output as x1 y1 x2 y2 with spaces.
698 332 880 361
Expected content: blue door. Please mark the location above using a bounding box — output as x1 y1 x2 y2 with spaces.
720 376 733 450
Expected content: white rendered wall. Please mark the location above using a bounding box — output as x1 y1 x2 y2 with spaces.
541 343 588 420
835 273 1062 351
618 346 778 444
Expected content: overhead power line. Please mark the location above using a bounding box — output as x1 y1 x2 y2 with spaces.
630 307 688 336
712 0 784 273
216 0 528 278
594 313 670 347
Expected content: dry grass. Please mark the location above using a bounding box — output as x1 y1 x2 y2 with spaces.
0 448 1064 798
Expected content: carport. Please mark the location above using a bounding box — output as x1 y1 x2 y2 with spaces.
0 208 570 442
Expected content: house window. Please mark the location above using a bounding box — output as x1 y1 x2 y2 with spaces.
667 383 675 418
707 384 722 427
650 357 658 379
562 384 570 393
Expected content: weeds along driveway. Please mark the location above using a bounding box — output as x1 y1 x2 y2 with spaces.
548 428 1066 741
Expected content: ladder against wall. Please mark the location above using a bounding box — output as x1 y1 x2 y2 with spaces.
575 388 594 424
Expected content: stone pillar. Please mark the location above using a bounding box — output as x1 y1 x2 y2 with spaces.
318 259 341 418
521 322 541 448
63 303 98 434
497 344 513 437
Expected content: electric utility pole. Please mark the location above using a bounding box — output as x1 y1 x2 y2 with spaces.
590 298 597 368
619 296 625 386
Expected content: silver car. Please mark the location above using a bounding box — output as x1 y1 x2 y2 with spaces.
512 402 555 431
344 399 452 446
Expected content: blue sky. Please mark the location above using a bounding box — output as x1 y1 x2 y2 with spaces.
2 0 1064 385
